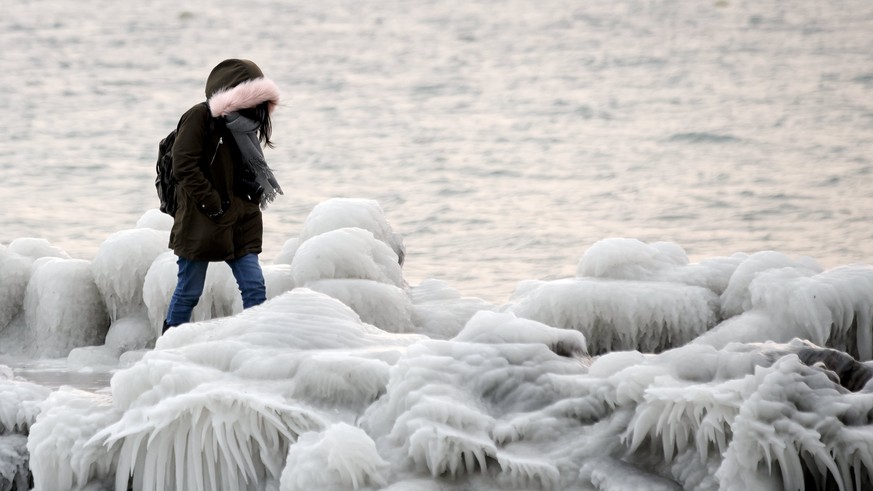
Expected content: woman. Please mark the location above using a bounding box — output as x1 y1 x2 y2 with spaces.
164 59 283 333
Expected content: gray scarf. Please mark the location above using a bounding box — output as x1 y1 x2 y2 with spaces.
224 112 283 209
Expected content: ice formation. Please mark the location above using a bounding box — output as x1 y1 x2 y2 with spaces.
279 423 389 491
27 388 117 490
286 198 406 266
4 202 873 490
0 239 77 350
695 263 873 361
84 227 174 362
25 289 424 491
134 209 173 231
0 246 32 335
24 258 109 358
0 368 51 490
577 237 748 294
360 311 587 490
306 279 415 333
505 278 720 355
290 227 405 288
410 279 496 339
6 238 71 261
91 228 169 323
279 202 489 339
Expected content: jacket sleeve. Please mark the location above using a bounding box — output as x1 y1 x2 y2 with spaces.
172 104 222 215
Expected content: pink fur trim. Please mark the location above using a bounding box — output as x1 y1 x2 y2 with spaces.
208 77 280 117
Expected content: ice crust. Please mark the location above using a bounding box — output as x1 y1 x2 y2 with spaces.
4 204 873 490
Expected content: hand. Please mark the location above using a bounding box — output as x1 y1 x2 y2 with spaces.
200 202 227 221
206 209 225 221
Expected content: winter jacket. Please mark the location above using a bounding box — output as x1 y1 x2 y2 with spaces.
168 59 280 261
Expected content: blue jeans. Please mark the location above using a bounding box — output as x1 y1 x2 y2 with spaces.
165 253 267 327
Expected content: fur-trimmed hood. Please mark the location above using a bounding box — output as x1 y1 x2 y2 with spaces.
205 59 280 117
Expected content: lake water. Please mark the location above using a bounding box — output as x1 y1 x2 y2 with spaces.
2 0 872 303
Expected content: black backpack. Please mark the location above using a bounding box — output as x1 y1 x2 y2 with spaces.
155 129 179 216
155 102 210 217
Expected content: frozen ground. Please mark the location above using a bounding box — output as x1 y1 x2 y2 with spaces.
3 198 873 490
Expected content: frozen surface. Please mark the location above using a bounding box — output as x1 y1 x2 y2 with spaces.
24 258 109 358
3 199 873 490
505 278 720 355
91 227 169 322
289 198 406 267
0 367 51 490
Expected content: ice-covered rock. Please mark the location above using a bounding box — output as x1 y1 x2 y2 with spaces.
39 289 425 491
263 263 296 300
280 423 388 491
0 372 52 490
103 313 154 355
361 312 586 489
695 264 873 360
135 208 174 231
271 237 300 266
7 238 70 260
0 434 29 491
505 278 720 355
27 388 118 491
6 203 873 491
578 238 690 280
410 279 496 339
296 198 405 266
290 227 405 288
23 258 109 358
91 228 169 322
0 374 52 434
720 250 822 318
307 279 415 333
0 246 33 333
577 238 745 295
0 239 75 340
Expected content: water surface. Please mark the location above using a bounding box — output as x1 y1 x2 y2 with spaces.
2 0 872 302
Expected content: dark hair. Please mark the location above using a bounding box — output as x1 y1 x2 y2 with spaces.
240 101 274 148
